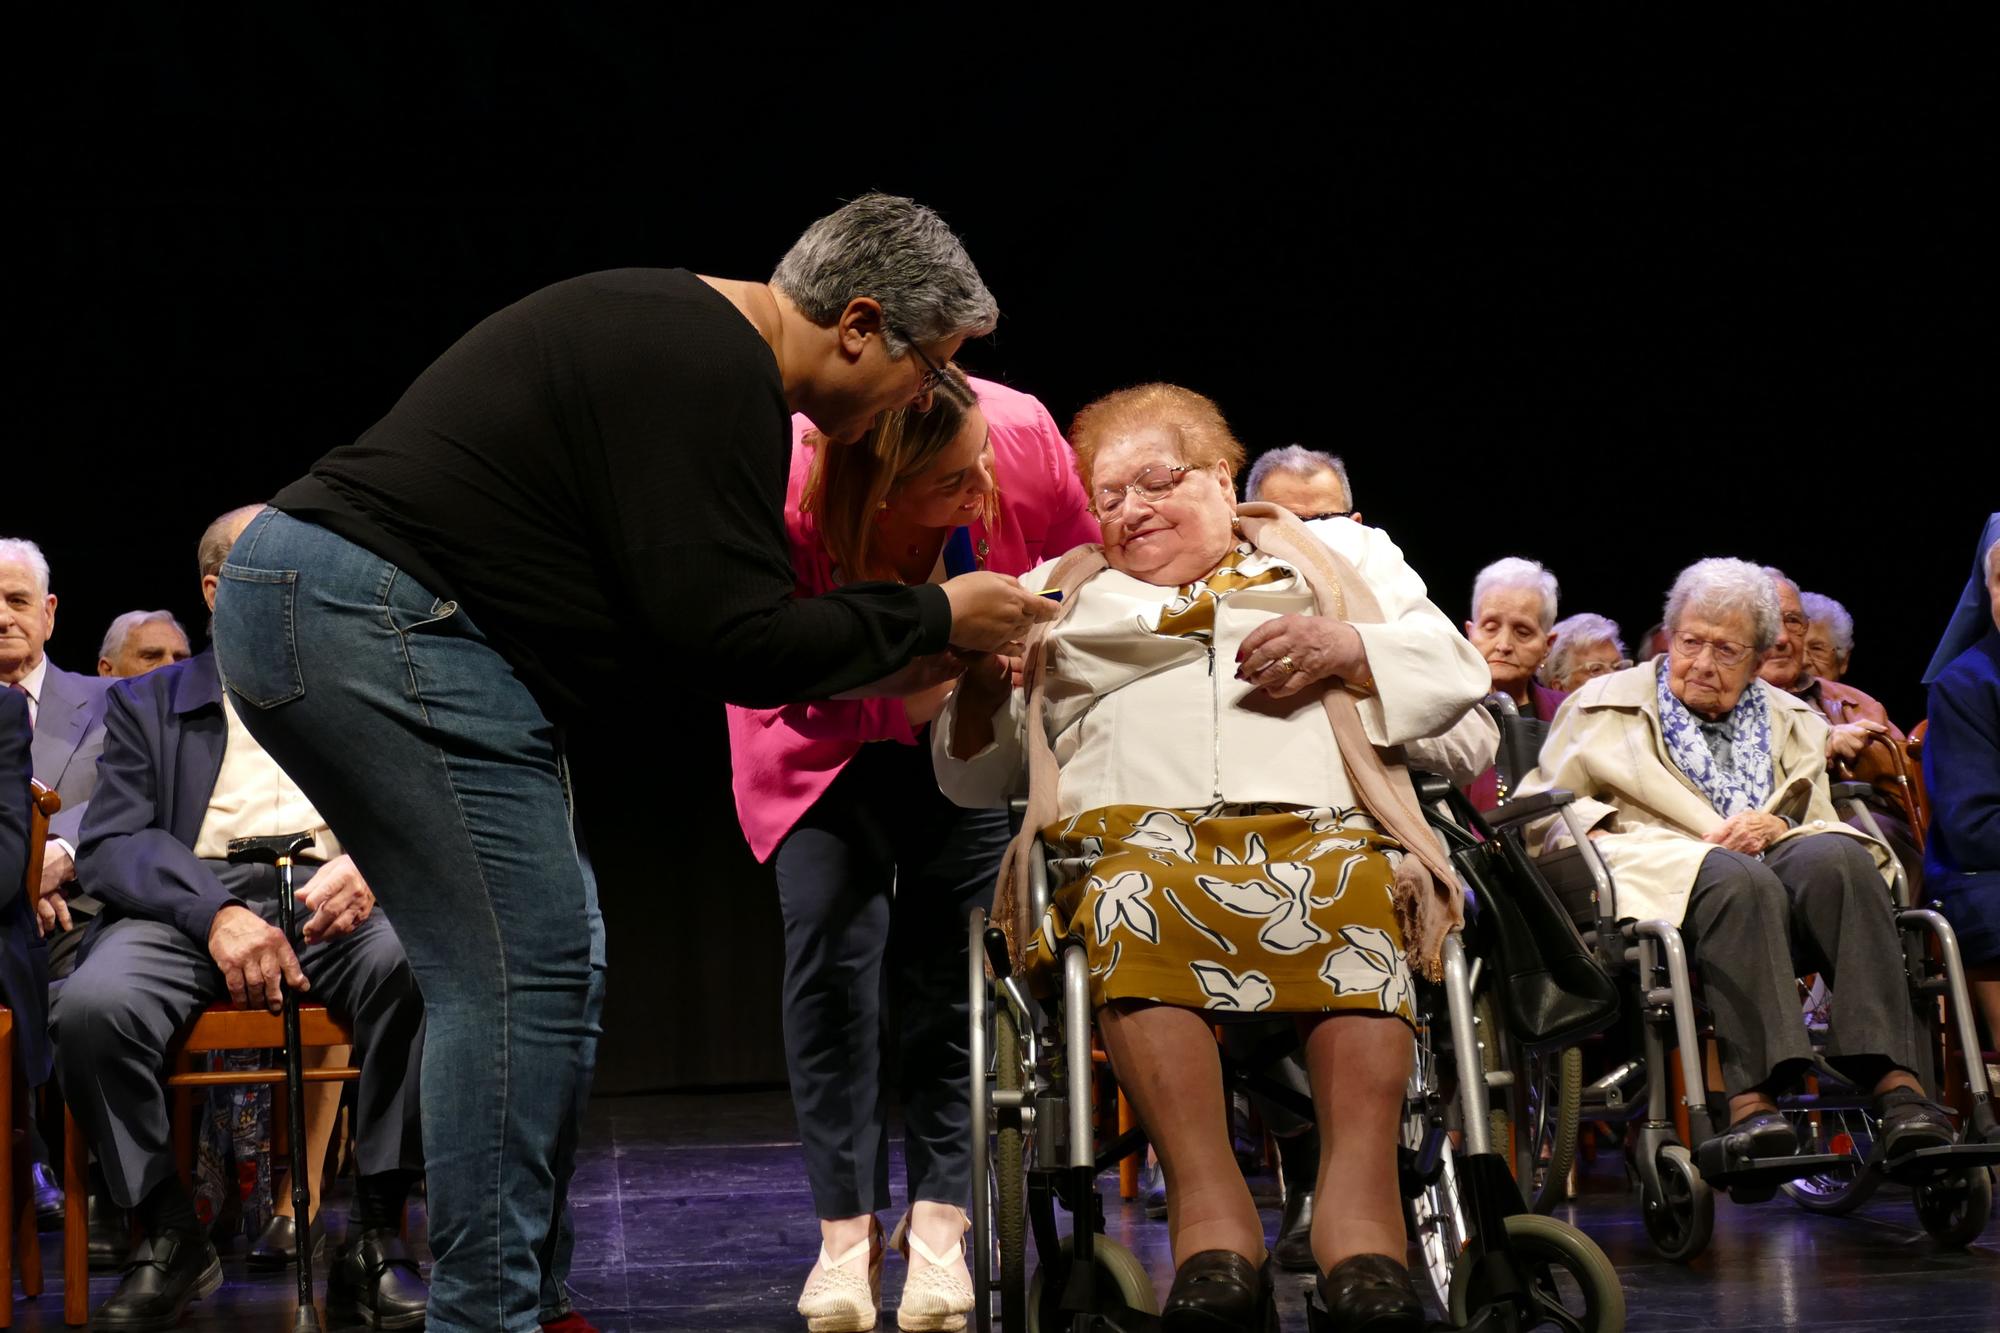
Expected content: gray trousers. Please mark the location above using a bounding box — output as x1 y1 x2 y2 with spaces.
1681 833 1922 1097
52 860 426 1210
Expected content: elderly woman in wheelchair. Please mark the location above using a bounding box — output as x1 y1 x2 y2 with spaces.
936 384 1493 1333
1520 557 1958 1172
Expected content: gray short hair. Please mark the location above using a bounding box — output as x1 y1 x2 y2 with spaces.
100 610 189 663
198 505 266 577
0 538 51 598
1541 612 1626 686
1665 557 1781 653
1244 445 1354 508
1797 591 1854 667
771 193 998 356
1471 557 1558 632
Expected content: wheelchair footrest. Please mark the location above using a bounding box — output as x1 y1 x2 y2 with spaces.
1694 1140 1853 1193
1881 1140 2000 1184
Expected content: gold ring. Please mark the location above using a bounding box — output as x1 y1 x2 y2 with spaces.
1277 655 1297 674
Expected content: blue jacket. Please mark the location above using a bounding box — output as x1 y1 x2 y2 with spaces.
1923 628 2000 966
0 687 51 1084
75 651 244 949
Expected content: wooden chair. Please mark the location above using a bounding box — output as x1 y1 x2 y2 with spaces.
4 781 61 1328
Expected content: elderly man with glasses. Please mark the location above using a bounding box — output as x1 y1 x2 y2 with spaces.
1518 557 1956 1167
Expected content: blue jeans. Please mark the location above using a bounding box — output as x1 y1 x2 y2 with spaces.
213 509 595 1333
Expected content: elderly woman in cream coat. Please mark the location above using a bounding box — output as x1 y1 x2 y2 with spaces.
1520 557 1956 1164
936 384 1491 1333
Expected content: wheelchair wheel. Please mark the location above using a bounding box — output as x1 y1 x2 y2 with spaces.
1513 1044 1583 1215
1447 1212 1626 1333
1779 1104 1881 1215
1406 1107 1470 1315
1641 1144 1714 1262
1913 1166 1994 1248
1025 1235 1157 1332
1471 990 1512 1160
993 1006 1028 1330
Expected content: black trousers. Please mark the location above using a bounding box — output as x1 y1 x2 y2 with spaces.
1681 833 1923 1097
773 738 1010 1218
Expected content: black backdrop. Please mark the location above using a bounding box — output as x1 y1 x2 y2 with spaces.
13 11 1992 1092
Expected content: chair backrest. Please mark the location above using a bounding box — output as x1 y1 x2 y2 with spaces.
26 779 59 905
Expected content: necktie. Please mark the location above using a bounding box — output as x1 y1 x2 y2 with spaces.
6 680 28 729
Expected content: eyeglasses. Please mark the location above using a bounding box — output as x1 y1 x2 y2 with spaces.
1093 464 1192 518
893 328 949 398
1574 658 1635 679
1671 632 1753 669
1297 509 1353 522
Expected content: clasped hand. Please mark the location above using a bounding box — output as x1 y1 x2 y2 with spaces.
206 853 374 1012
1703 811 1788 855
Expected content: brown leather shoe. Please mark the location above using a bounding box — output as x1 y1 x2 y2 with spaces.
1162 1250 1275 1333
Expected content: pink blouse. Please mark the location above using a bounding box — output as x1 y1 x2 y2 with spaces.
725 377 1100 862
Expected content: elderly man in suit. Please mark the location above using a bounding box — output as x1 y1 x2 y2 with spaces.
1 688 51 1094
0 537 112 976
52 507 428 1332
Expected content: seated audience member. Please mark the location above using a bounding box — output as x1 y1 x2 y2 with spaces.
1922 536 2000 1051
1463 557 1567 810
1924 512 2000 685
1756 568 1921 879
1 686 52 1100
1242 445 1362 523
1798 591 1853 686
1637 621 1671 663
52 506 428 1332
939 384 1489 1333
0 537 110 980
98 610 192 678
1540 613 1630 694
1521 557 1955 1164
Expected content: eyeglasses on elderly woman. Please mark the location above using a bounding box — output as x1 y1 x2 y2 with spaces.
1573 656 1635 679
1671 631 1754 669
1092 463 1193 518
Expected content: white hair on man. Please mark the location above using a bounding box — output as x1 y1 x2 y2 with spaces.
1541 612 1627 686
1470 557 1558 632
1665 557 1782 653
99 610 190 663
1244 445 1354 510
1797 591 1854 669
770 193 999 358
0 537 52 597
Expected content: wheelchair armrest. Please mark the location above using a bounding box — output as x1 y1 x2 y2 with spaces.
1412 771 1455 805
1827 781 1875 803
1486 789 1575 829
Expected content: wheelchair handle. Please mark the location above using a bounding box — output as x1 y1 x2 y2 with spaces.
983 927 1014 980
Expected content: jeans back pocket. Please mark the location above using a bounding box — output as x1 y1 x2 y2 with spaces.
215 565 306 708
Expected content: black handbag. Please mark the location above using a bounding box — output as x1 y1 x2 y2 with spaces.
1432 788 1622 1051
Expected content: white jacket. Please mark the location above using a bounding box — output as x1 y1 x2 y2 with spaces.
934 518 1493 816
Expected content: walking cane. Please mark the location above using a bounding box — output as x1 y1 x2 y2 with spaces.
227 831 324 1333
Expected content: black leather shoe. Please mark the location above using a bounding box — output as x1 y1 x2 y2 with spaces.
1273 1189 1316 1272
248 1212 328 1270
1876 1088 1956 1158
330 1227 429 1329
92 1230 223 1331
88 1190 132 1271
1315 1253 1422 1333
31 1162 63 1224
1163 1249 1275 1333
1722 1109 1799 1158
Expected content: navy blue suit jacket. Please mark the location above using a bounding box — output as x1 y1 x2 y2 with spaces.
0 687 51 1084
75 651 243 949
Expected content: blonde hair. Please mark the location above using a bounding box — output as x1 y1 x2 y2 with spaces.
801 365 995 581
1068 384 1246 495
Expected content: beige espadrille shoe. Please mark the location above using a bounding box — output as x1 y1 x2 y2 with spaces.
889 1209 973 1333
797 1221 884 1333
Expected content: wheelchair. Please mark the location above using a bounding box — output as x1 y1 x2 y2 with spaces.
1483 734 2000 1262
966 797 1626 1332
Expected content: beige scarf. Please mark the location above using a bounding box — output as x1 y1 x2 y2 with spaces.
990 501 1463 980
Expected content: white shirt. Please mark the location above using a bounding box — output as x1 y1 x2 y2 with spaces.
14 656 46 727
191 694 343 862
936 518 1493 817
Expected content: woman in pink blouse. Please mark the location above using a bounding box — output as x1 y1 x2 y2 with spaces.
727 368 1096 1333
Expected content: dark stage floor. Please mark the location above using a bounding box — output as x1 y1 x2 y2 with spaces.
5 1090 1995 1331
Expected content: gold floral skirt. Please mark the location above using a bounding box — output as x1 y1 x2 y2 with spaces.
1024 803 1414 1022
